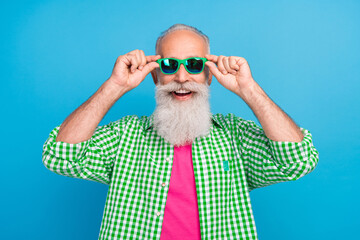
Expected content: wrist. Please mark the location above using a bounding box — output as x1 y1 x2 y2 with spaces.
235 78 259 100
103 78 129 99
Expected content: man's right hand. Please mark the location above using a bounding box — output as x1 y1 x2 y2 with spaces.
108 49 161 93
56 50 160 143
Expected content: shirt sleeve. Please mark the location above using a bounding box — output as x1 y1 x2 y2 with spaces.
237 118 319 192
42 120 121 185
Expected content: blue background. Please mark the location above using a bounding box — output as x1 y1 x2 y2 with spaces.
1 0 359 239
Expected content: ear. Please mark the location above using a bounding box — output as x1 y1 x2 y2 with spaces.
208 72 213 85
151 68 158 85
206 66 213 85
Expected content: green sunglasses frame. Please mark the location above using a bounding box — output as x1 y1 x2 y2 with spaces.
156 57 208 75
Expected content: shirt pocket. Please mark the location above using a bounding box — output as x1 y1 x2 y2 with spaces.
222 160 230 171
208 157 233 182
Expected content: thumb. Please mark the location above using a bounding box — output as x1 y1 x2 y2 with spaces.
205 61 223 80
140 61 159 76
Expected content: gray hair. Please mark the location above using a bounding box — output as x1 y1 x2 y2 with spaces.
155 24 210 55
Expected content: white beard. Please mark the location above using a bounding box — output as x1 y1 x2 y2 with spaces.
153 81 212 146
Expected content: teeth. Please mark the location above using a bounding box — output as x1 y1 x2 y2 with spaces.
175 89 191 94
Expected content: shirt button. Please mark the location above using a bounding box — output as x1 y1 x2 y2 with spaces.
161 182 166 187
156 211 161 216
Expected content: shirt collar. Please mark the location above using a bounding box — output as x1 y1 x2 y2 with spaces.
142 113 223 131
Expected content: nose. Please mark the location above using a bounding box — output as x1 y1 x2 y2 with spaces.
174 63 189 83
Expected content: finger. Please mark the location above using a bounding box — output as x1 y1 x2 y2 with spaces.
205 54 218 62
217 55 227 74
205 61 222 80
139 50 147 70
140 61 159 76
119 54 131 66
236 57 248 66
222 57 235 74
122 54 137 72
126 53 140 73
126 49 140 66
134 50 143 71
146 55 161 62
127 49 139 56
229 56 240 71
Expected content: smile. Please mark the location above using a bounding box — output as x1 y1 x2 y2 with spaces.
171 89 193 101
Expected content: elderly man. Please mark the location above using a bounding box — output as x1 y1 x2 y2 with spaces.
42 24 319 240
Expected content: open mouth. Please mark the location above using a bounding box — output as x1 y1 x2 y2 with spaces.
172 89 192 96
171 89 193 101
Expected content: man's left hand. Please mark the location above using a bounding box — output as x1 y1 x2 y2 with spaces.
205 54 256 97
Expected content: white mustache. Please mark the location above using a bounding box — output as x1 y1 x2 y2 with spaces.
156 81 209 97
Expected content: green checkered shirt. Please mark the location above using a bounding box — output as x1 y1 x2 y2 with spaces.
42 113 319 239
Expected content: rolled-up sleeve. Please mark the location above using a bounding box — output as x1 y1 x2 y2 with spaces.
238 119 319 192
42 121 121 185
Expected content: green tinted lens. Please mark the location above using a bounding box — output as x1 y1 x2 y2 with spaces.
185 58 204 73
160 59 178 74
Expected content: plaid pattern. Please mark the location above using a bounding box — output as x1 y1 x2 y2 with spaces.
42 113 319 239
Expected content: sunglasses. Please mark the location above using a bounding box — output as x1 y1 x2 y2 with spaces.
156 57 208 74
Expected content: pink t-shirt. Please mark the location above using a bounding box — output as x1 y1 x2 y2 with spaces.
160 144 201 240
